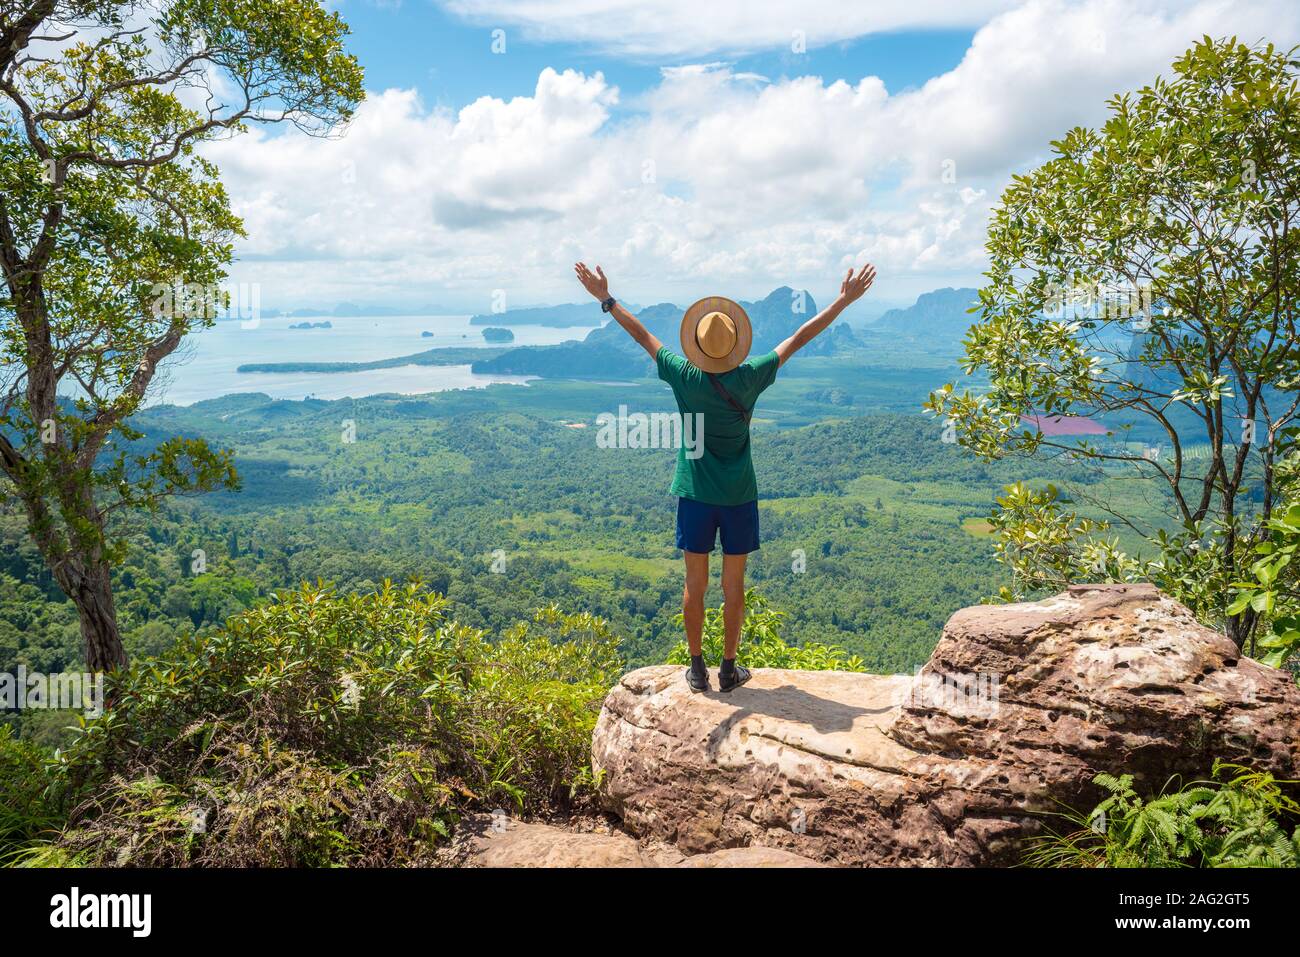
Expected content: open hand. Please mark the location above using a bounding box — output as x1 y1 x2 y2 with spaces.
574 262 610 301
837 263 876 306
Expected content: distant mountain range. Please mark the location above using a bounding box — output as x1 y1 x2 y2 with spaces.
230 286 991 383
472 287 864 379
225 288 987 337
868 287 980 337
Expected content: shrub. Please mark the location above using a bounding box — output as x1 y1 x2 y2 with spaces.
0 725 60 863
1025 762 1300 868
665 590 866 671
25 581 621 867
1228 499 1300 671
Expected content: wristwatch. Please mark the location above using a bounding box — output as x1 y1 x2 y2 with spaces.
600 297 616 313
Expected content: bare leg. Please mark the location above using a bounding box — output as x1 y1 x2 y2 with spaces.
721 552 747 660
683 550 710 656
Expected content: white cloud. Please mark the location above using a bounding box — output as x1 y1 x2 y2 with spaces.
888 0 1299 181
439 0 1021 58
207 0 1300 310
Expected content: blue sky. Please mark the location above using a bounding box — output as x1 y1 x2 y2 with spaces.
338 3 978 111
207 0 1300 313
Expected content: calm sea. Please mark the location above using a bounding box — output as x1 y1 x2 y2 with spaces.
149 314 599 406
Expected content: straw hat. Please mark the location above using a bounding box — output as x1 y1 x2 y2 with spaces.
679 296 752 373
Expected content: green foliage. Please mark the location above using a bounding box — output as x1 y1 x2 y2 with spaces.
926 37 1300 648
986 481 1136 600
1228 431 1300 668
1025 763 1300 868
2 403 1031 682
0 726 61 863
982 479 1255 641
666 590 865 671
0 0 364 668
23 582 619 867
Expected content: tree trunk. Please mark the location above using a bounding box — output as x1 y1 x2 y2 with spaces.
1226 608 1256 653
61 561 128 672
6 444 130 673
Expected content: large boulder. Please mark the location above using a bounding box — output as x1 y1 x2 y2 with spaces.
455 815 646 867
452 814 825 867
591 584 1300 866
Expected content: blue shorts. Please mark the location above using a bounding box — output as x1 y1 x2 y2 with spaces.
675 497 760 555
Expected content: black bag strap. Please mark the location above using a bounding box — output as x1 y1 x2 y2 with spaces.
706 372 751 424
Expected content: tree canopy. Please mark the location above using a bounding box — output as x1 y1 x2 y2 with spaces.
928 37 1300 649
0 0 364 669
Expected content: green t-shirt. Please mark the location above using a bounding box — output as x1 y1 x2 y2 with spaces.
655 346 780 506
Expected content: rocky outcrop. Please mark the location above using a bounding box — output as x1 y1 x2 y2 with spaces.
456 816 646 868
591 584 1300 866
672 846 827 867
453 814 825 867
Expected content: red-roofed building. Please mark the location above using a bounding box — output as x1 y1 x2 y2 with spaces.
1021 414 1109 436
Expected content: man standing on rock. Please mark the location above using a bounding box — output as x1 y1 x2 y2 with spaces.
575 261 877 693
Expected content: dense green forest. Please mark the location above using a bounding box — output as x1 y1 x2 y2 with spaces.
2 344 1172 746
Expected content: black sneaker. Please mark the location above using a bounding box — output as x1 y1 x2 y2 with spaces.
718 662 751 693
685 665 710 693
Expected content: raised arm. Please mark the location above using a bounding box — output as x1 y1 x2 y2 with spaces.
774 263 876 366
574 262 663 358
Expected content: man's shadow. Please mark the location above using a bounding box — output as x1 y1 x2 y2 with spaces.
701 683 896 761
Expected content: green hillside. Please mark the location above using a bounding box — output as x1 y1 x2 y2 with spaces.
1 354 1172 731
